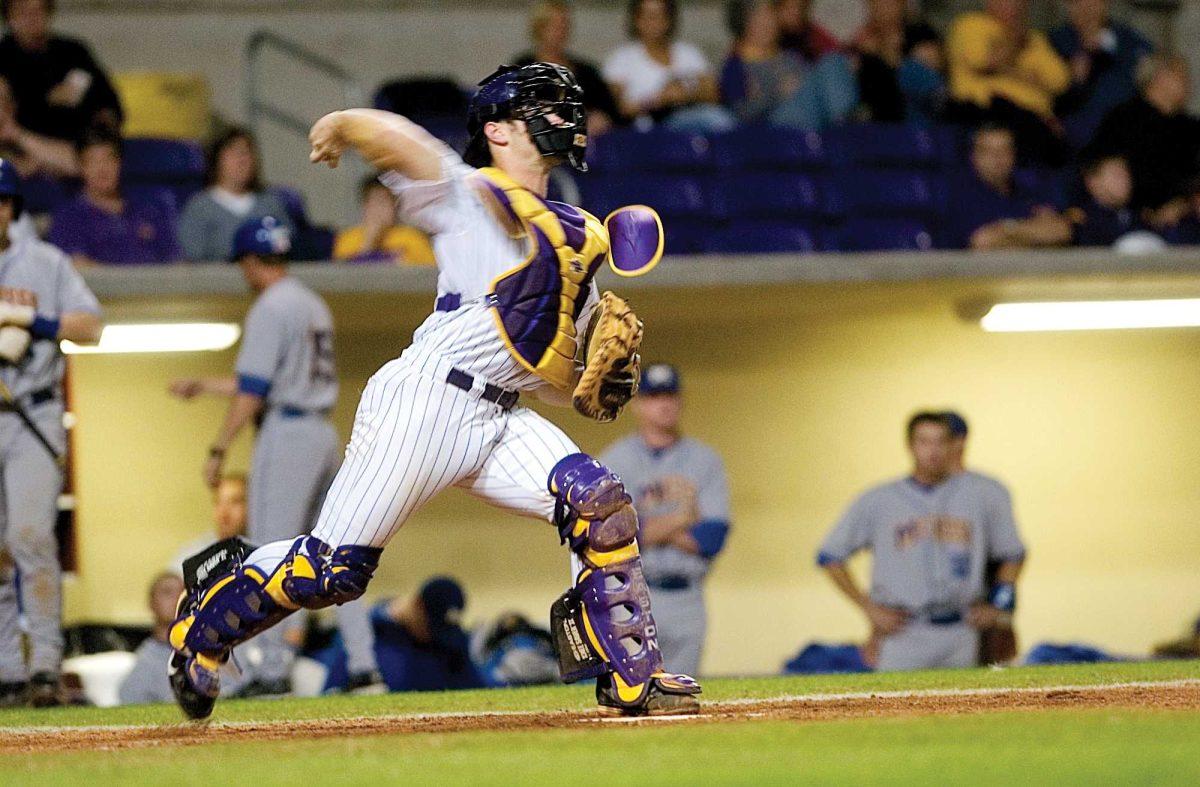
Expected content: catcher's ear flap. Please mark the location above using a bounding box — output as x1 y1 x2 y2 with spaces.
604 205 663 277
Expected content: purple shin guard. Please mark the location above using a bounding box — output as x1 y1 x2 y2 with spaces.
576 558 663 687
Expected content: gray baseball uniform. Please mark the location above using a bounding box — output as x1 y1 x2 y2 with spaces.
117 636 176 705
818 470 1025 671
0 237 101 681
234 275 376 682
600 436 730 677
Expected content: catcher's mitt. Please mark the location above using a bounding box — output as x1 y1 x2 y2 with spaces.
573 291 642 422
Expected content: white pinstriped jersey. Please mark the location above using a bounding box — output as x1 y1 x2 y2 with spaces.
382 145 598 394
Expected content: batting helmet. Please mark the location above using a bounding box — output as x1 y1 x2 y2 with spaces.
230 215 291 262
465 62 587 172
0 158 23 219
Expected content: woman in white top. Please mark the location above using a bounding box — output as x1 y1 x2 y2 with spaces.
603 0 736 132
178 127 293 262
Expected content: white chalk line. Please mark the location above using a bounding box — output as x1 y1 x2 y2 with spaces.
3 677 1197 737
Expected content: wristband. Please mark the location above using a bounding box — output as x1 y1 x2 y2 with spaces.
30 315 60 340
988 582 1016 613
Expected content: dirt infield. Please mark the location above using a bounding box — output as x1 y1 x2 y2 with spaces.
4 681 1198 754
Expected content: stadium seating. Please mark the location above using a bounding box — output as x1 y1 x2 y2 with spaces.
120 138 206 209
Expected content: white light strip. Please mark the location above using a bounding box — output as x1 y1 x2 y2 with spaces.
61 323 241 354
981 299 1200 333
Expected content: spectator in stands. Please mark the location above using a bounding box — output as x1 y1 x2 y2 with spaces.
513 0 622 135
167 473 248 572
946 0 1071 165
0 74 74 177
1088 54 1200 223
318 577 484 693
943 124 1071 250
1049 0 1153 151
0 0 121 141
852 0 944 123
333 176 434 265
603 0 735 132
1064 154 1152 247
48 129 180 266
1162 180 1200 247
177 128 293 262
720 0 857 129
773 0 839 63
117 572 185 705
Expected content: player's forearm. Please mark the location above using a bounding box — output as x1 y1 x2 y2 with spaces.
994 560 1023 585
57 311 104 344
823 563 870 609
639 512 695 545
15 129 79 178
334 109 443 181
211 393 263 453
199 377 238 398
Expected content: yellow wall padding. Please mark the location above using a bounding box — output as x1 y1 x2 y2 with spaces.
113 72 211 140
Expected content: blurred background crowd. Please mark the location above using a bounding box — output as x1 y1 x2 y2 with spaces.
1 0 1199 262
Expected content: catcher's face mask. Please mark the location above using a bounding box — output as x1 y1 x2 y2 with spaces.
467 63 588 172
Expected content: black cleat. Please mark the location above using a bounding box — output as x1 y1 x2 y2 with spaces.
234 677 291 699
595 671 702 717
168 651 218 721
0 680 27 708
26 672 63 708
346 670 387 695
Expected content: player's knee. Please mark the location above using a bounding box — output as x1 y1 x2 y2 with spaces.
282 543 382 609
548 453 638 555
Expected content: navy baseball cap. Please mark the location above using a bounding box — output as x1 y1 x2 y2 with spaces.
420 576 467 649
640 363 681 395
230 215 291 261
943 411 969 438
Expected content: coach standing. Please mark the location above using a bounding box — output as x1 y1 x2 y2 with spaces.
600 363 730 677
0 159 102 706
817 412 1026 671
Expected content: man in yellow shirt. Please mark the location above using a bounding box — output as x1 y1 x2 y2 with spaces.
333 175 435 265
947 0 1070 119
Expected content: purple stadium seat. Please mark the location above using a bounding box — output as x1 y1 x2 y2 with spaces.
702 221 823 254
831 124 949 170
581 173 709 222
710 125 830 171
121 138 205 182
711 172 823 220
587 128 713 174
20 174 78 215
837 218 934 252
830 170 945 218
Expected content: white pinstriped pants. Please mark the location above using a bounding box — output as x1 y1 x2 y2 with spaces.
246 351 579 576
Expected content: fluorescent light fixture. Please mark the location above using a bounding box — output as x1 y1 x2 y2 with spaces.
981 299 1200 333
61 323 241 354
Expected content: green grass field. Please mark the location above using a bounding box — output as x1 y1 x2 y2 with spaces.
4 660 1199 785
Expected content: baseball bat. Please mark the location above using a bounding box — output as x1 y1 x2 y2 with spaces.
0 378 65 468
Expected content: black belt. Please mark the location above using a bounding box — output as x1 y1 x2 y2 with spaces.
446 368 519 410
276 406 330 419
648 575 693 591
926 610 964 626
0 387 55 411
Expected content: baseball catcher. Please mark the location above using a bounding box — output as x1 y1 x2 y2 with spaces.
166 62 699 720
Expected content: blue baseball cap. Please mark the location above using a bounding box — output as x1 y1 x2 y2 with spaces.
419 576 468 651
230 215 291 261
943 411 969 438
640 363 681 395
0 158 23 218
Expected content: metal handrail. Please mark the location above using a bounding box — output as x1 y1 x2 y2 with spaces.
245 29 367 138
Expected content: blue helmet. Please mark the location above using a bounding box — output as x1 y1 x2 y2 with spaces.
230 215 291 262
466 62 587 172
0 158 23 219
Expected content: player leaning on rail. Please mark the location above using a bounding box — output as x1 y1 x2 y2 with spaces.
166 63 700 719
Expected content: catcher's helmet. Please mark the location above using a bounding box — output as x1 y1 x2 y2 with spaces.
465 62 587 172
0 158 23 219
